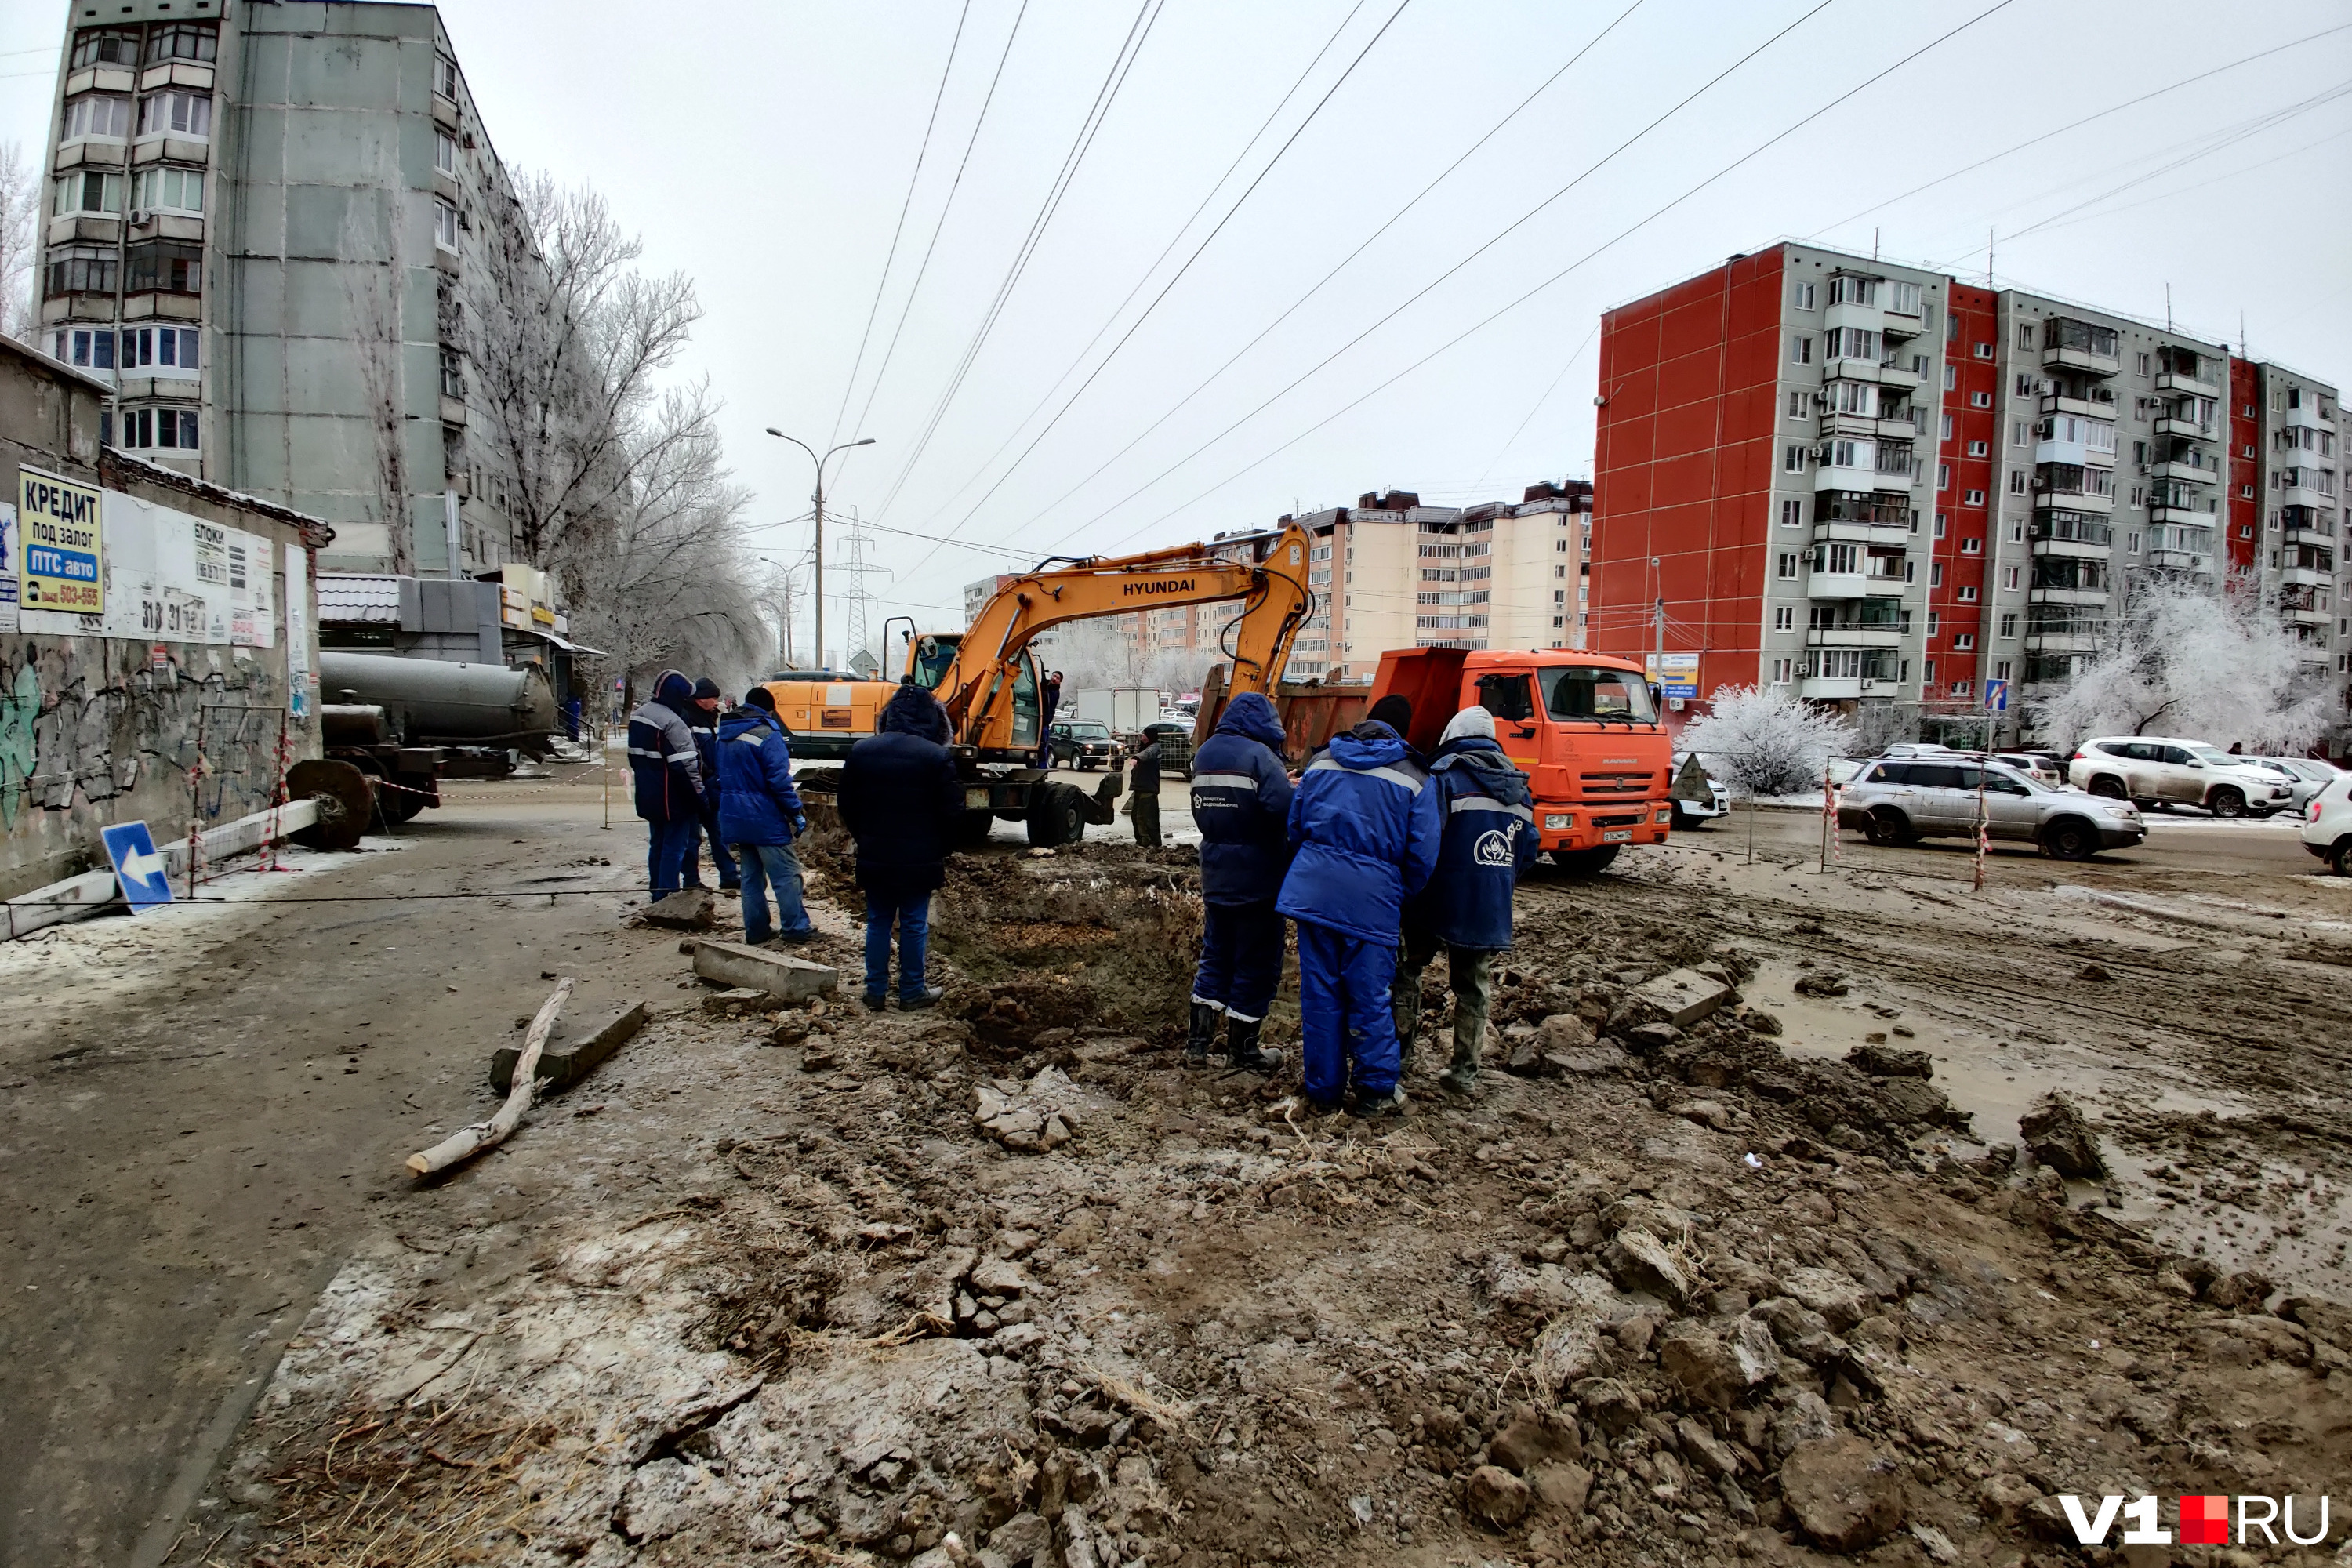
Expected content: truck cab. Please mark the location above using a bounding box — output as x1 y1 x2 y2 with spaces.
1370 646 1673 870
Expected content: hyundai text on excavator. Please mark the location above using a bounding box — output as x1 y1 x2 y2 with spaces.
1367 644 1674 873
774 522 1316 848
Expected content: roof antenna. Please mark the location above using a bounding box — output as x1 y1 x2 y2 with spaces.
1985 228 1994 289
2165 281 2173 334
1872 225 1879 262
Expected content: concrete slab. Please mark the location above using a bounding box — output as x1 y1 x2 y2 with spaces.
1617 967 1734 1029
691 940 837 1002
490 1002 648 1096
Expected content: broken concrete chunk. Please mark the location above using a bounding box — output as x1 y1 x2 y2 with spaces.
1657 1317 1779 1410
1623 1021 1681 1054
1613 967 1735 1028
691 939 838 1002
634 887 717 930
1601 1226 1691 1308
1779 1434 1905 1552
1845 1042 1932 1078
702 985 767 1014
2018 1091 2104 1178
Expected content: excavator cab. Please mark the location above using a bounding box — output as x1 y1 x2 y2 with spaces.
902 632 1040 755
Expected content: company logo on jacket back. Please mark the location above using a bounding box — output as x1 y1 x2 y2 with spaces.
2057 1493 2332 1548
1474 827 1516 866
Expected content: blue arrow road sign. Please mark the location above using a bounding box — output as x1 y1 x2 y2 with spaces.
102 821 176 914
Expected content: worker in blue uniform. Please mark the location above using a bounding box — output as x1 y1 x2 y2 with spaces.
1185 691 1291 1072
1276 707 1442 1116
1392 706 1542 1094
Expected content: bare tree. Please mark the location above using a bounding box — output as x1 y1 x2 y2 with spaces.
340 198 412 571
0 142 41 343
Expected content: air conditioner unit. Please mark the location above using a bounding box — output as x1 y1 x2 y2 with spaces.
129 209 153 227
1809 445 1828 461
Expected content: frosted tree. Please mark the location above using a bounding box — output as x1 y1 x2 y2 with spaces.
0 143 36 343
2031 572 2333 755
1679 684 1857 797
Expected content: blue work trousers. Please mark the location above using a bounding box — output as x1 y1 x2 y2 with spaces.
1192 899 1284 1024
1294 918 1400 1107
735 842 812 945
864 891 932 1001
646 816 696 896
683 804 738 888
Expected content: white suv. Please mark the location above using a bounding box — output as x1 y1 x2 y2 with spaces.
2067 737 2295 818
2302 770 2352 874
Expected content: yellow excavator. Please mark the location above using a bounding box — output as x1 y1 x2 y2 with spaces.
775 521 1315 847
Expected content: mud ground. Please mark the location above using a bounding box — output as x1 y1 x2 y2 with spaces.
149 793 2352 1568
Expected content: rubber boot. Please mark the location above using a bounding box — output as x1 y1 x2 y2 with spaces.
1185 1001 1219 1068
1436 1033 1479 1096
1226 1016 1283 1075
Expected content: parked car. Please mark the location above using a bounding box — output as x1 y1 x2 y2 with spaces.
2248 756 2339 813
2066 737 2294 818
1838 756 2143 860
1994 751 2063 786
1048 719 1119 770
1138 720 1194 779
2300 770 2352 874
1668 753 1731 829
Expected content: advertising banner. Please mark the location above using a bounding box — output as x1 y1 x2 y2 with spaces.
17 466 103 622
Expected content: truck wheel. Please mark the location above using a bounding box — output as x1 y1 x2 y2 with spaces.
379 772 433 825
2207 786 2246 818
1026 783 1084 848
2042 817 2096 861
953 808 996 848
1548 844 1621 874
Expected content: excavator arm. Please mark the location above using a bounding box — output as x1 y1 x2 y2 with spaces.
930 522 1315 756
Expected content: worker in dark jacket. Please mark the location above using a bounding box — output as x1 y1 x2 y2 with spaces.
1276 713 1443 1115
1128 732 1163 847
627 668 704 897
1392 706 1541 1094
681 677 738 891
840 681 965 1010
1185 691 1290 1071
717 687 812 946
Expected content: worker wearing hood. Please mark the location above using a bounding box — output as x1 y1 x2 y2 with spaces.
1276 712 1443 1115
627 669 706 896
1393 706 1541 1094
1184 691 1291 1072
839 681 964 1008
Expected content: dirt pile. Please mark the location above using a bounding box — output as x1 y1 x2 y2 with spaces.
202 844 2352 1568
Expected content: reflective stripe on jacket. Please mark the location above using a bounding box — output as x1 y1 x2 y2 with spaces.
1406 735 1541 949
627 670 703 823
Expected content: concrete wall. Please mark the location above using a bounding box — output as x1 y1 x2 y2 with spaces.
2 336 327 900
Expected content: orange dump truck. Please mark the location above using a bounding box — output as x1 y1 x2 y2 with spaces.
1367 646 1675 872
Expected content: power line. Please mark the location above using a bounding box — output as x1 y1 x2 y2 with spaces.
826 0 976 452
884 0 1377 538
1104 0 2020 545
895 0 1417 583
1471 319 1603 495
985 0 1649 545
841 0 1033 466
1799 18 2352 245
869 0 1167 524
2006 118 2352 248
1074 0 1842 552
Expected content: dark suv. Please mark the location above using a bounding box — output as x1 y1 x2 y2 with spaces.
1048 720 1117 770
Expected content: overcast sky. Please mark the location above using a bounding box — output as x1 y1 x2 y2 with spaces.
7 0 2350 652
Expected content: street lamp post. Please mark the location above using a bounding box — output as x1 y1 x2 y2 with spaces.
764 430 873 670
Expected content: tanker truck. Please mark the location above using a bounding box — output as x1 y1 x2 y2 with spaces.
313 651 559 825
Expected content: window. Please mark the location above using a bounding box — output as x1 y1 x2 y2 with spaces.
1791 281 1815 310
62 94 132 140
435 56 462 100
1958 586 1979 602
1940 414 1954 440
1933 512 1948 539
138 91 213 139
43 244 117 296
121 407 200 451
147 24 219 64
1995 659 2013 681
1998 612 2018 637
125 240 202 294
2136 352 2151 376
1823 326 1878 361
1966 439 1988 457
1770 659 1793 685
435 130 459 176
2016 373 2039 397
2126 531 2141 554
2241 484 2256 499
440 347 465 398
52 327 118 369
2012 420 2030 446
2009 519 2024 543
1927 610 1940 635
2002 565 2020 590
1951 680 1972 697
2016 323 2035 350
1773 606 1795 632
1776 553 1799 580
53 170 123 216
1930 562 1944 586
1888 280 1921 316
1973 342 1993 360
434 198 460 251
2008 470 2026 495
1784 444 1807 474
1790 335 1813 365
1943 365 1956 390
1828 379 1875 415
69 27 140 68
1924 659 1936 684
1955 633 1976 650
1780 499 1805 528
1965 488 1987 506
132 166 203 214
1937 463 1951 491
122 325 201 375
1961 536 1983 554
1969 390 1992 408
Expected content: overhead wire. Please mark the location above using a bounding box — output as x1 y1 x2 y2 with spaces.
826 0 976 452
1471 319 1603 495
868 0 1168 524
1098 0 2020 545
2003 118 2352 246
840 0 1034 470
1068 0 1843 552
884 0 1378 534
893 0 1418 583
982 0 1649 545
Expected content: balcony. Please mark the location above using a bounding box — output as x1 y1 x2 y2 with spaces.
2147 503 2213 524
2285 527 2336 550
2031 535 2108 561
2029 586 2109 606
2024 631 2103 653
1809 568 1867 599
2285 399 2338 433
2154 368 2220 401
2152 416 2216 441
1806 626 1904 648
2042 331 2120 378
2150 458 2221 485
1813 520 1911 548
1799 676 1862 701
2282 566 2332 590
2279 482 2339 511
2034 485 2113 514
1814 462 1914 498
2145 550 2213 573
2041 392 2117 420
2285 605 2332 627
1874 358 1922 391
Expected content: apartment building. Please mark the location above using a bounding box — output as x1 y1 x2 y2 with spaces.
36 0 534 578
1590 241 2343 735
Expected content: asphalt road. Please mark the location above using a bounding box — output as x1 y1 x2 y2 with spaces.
1666 800 2325 888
